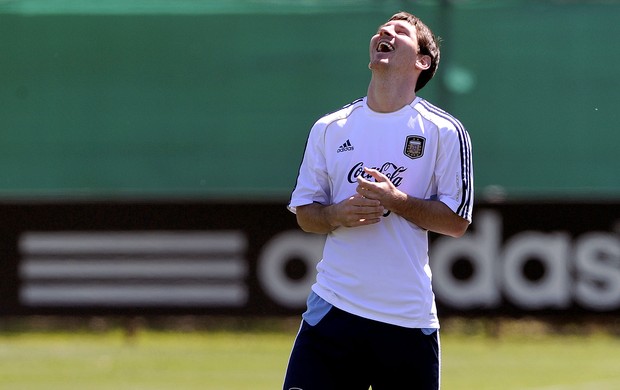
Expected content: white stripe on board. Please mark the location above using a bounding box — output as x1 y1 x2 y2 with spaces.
19 231 246 255
20 258 247 279
20 283 248 307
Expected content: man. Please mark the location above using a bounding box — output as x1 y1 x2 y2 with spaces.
284 11 473 390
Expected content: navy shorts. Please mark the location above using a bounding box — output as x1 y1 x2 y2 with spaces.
283 306 440 390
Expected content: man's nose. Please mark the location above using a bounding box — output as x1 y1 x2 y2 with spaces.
379 26 394 37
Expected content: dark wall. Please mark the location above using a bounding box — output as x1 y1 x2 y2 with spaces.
1 201 619 316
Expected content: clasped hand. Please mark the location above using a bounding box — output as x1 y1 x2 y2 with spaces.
335 167 402 227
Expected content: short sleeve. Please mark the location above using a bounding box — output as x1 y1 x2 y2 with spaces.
288 122 331 213
435 123 474 223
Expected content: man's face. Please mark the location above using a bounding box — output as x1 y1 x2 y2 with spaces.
369 19 420 73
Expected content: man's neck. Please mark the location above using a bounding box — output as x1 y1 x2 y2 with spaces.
366 74 417 113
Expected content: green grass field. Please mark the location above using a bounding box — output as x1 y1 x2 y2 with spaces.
1 318 619 390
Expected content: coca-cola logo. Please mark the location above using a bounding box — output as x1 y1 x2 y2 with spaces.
347 162 407 187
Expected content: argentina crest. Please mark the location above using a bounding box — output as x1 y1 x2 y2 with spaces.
403 135 426 159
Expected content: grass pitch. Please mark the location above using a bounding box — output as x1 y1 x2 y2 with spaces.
0 318 619 390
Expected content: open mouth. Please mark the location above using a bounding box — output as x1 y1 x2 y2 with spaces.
377 41 395 53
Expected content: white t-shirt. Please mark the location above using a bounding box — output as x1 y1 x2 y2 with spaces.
289 96 474 328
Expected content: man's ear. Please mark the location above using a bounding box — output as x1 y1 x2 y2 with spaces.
415 54 431 71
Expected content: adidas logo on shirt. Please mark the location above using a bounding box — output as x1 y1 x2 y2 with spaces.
337 139 354 153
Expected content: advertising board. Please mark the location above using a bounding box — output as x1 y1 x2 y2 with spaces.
0 201 618 316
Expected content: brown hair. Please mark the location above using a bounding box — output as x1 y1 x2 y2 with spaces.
389 12 441 92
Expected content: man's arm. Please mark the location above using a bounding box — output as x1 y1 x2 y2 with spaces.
295 195 385 234
356 167 469 238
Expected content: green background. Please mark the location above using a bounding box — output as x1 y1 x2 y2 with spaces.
1 0 619 200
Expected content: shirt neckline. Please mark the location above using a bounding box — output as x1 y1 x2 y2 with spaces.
363 96 421 117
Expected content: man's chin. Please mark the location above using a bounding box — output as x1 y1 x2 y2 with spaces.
369 60 389 71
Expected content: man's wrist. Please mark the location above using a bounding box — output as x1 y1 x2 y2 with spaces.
323 204 340 231
385 190 409 215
